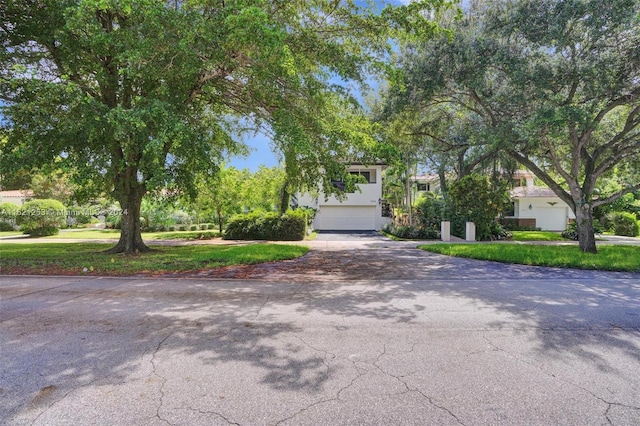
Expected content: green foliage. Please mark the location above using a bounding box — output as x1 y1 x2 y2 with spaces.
389 0 640 253
382 223 439 240
447 174 508 240
16 199 66 236
224 210 307 241
0 203 18 231
419 244 640 273
0 202 19 222
0 0 449 253
609 212 639 237
511 231 563 242
562 221 579 241
414 193 447 231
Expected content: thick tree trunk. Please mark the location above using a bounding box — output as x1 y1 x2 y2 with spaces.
575 203 597 254
105 186 150 254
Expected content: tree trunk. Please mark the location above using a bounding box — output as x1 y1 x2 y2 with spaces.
216 206 223 234
105 186 150 254
279 180 290 215
575 202 597 254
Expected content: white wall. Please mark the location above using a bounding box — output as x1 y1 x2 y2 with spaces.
515 197 575 231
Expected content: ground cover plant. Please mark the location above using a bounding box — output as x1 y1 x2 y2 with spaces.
0 243 308 276
419 244 640 272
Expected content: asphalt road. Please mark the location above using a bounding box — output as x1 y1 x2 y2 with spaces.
1 240 639 425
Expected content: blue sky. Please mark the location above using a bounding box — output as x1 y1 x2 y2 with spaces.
229 0 461 172
1 0 448 174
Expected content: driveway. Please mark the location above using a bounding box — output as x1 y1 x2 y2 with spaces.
1 239 639 425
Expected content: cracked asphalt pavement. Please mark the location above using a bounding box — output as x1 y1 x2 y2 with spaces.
1 233 639 425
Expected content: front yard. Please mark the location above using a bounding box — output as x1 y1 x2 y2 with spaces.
0 243 309 276
419 243 640 272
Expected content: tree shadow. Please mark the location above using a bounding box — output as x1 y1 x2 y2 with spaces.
1 247 639 422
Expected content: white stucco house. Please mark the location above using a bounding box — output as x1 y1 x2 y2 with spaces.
0 189 33 206
410 170 575 231
296 163 391 231
413 174 441 198
506 170 575 231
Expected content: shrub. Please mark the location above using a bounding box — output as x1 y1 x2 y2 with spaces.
447 174 509 240
562 221 579 240
178 225 187 231
0 221 16 231
16 199 66 236
0 202 19 221
609 212 639 237
382 222 440 240
190 225 198 231
168 226 175 231
0 202 19 230
224 210 306 240
414 193 446 231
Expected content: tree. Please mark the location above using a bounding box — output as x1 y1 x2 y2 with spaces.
391 0 640 253
1 0 449 253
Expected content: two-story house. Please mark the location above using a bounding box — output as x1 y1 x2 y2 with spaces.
296 163 390 231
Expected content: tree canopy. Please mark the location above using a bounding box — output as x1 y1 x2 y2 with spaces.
1 0 450 252
383 0 640 252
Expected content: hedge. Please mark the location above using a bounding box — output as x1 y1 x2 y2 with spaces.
609 212 639 237
16 199 66 236
224 210 307 241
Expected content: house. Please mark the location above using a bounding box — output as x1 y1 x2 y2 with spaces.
409 169 575 231
413 174 441 198
0 189 34 206
296 163 391 231
506 170 575 231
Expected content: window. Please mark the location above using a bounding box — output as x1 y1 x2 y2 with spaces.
350 171 372 183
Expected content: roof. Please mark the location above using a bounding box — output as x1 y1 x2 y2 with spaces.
412 174 439 182
0 189 34 198
510 186 559 198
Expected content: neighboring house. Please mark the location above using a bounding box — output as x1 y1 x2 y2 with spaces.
506 170 575 231
409 170 574 231
413 174 441 199
0 189 34 206
296 163 391 231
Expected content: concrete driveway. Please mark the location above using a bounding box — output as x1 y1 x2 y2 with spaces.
1 241 639 425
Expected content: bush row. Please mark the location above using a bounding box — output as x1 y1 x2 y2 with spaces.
223 210 307 241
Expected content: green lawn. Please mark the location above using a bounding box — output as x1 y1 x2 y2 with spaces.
510 231 565 241
44 229 222 240
0 243 309 276
419 243 640 272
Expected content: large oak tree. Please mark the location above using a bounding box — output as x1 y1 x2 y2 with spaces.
1 0 448 253
388 0 640 253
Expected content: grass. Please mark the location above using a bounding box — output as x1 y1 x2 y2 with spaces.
0 242 309 276
0 231 22 237
510 231 565 241
419 243 640 272
39 229 222 240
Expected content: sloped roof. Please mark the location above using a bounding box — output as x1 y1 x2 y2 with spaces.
510 186 559 198
0 189 34 198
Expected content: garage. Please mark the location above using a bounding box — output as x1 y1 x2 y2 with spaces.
315 206 377 231
534 207 569 231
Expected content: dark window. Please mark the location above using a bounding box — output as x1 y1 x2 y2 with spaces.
417 183 427 191
350 171 371 183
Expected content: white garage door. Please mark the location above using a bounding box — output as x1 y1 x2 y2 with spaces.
535 207 568 231
315 206 376 230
